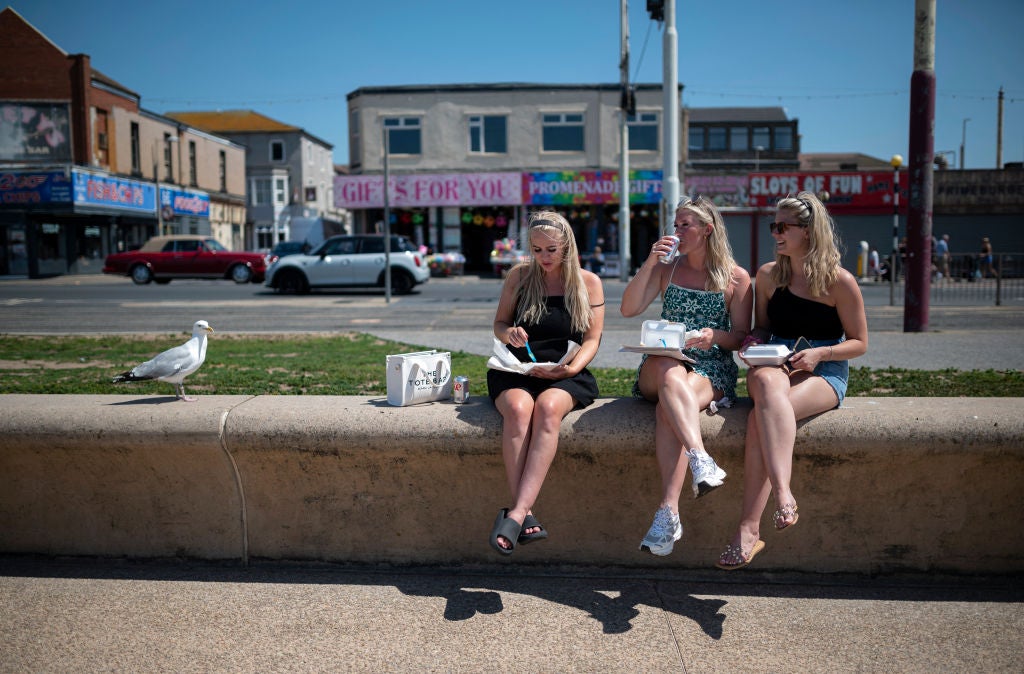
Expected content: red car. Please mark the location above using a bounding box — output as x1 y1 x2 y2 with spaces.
103 235 268 285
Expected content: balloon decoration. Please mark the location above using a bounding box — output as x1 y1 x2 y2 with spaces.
460 208 512 229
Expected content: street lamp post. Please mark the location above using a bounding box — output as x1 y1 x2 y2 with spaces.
382 123 392 303
889 154 903 306
960 117 970 170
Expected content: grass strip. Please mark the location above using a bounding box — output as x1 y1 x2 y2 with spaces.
1 333 1021 398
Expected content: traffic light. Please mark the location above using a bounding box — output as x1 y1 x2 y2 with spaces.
620 85 636 116
647 0 664 22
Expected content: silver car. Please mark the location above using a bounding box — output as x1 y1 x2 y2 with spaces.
264 235 430 295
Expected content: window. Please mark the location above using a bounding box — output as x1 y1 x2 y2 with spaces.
729 127 748 151
688 127 705 152
361 237 385 254
627 112 658 151
218 151 226 193
775 126 793 151
469 115 507 154
270 140 285 162
161 239 201 253
322 237 357 255
251 178 271 206
384 117 422 155
542 113 584 152
752 127 771 149
188 141 197 186
274 177 287 205
130 122 140 174
707 127 727 151
163 134 175 181
305 186 317 202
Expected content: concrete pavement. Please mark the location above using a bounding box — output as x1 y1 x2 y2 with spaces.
1 556 1021 672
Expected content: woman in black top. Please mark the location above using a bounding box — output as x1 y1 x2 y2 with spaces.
717 191 868 570
486 211 605 556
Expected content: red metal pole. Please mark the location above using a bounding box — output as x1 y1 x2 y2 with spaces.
904 0 935 332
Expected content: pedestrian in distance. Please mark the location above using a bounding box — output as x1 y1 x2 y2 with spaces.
935 234 950 280
868 248 881 281
485 211 606 556
719 191 868 570
620 195 753 556
979 237 997 278
589 244 605 275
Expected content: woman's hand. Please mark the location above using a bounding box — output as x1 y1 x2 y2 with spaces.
740 333 761 350
649 235 677 262
788 346 828 373
529 364 572 380
684 327 715 351
506 326 529 348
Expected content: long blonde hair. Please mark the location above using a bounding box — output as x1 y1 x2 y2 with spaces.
512 211 593 334
770 191 841 296
678 195 737 292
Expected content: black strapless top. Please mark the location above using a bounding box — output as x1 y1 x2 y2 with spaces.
766 286 844 339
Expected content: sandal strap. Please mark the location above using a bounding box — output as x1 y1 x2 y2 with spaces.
719 542 753 565
773 503 798 520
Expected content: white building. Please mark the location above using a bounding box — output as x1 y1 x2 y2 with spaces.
340 83 671 273
169 110 349 250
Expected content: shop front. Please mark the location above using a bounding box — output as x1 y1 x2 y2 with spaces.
335 170 664 276
0 166 210 277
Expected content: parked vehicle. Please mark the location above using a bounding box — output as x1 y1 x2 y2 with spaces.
103 235 267 285
265 234 429 295
265 240 311 265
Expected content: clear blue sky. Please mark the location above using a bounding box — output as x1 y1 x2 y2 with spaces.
14 0 1024 170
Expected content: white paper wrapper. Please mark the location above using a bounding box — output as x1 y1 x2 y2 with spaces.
486 338 582 374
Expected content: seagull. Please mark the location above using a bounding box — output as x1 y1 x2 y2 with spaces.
112 320 214 402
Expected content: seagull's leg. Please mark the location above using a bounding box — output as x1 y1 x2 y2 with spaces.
177 383 197 403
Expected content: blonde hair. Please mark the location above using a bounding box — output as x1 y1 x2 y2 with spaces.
770 191 841 296
677 195 737 293
512 211 593 334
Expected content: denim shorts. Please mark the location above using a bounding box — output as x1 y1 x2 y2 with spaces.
770 336 849 407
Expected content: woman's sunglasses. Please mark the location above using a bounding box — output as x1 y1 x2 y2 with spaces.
769 221 808 235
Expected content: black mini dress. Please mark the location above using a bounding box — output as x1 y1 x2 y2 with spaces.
486 296 599 409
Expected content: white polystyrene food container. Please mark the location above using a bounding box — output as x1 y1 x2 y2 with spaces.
741 344 793 366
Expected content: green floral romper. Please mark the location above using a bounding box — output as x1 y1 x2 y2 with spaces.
632 282 738 400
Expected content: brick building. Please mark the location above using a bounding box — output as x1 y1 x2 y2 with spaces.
0 8 247 277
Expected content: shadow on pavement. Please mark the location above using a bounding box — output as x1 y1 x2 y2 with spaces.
2 556 1020 640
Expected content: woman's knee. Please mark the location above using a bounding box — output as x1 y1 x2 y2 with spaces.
532 392 573 429
746 367 785 399
498 391 535 424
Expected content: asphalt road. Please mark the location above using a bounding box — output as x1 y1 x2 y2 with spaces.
2 274 1023 370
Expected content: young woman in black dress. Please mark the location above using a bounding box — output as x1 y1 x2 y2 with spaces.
486 211 605 555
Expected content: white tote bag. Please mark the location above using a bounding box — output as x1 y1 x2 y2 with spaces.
386 350 453 406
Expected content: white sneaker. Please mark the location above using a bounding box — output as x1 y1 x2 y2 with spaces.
640 505 682 556
687 448 727 498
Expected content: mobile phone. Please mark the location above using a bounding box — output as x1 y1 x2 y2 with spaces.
792 336 812 354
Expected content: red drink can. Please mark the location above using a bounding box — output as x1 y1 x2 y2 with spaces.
453 376 469 403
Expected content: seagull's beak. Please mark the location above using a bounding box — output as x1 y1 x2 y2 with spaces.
205 326 215 334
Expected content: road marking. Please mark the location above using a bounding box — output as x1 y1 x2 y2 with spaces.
0 298 43 306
